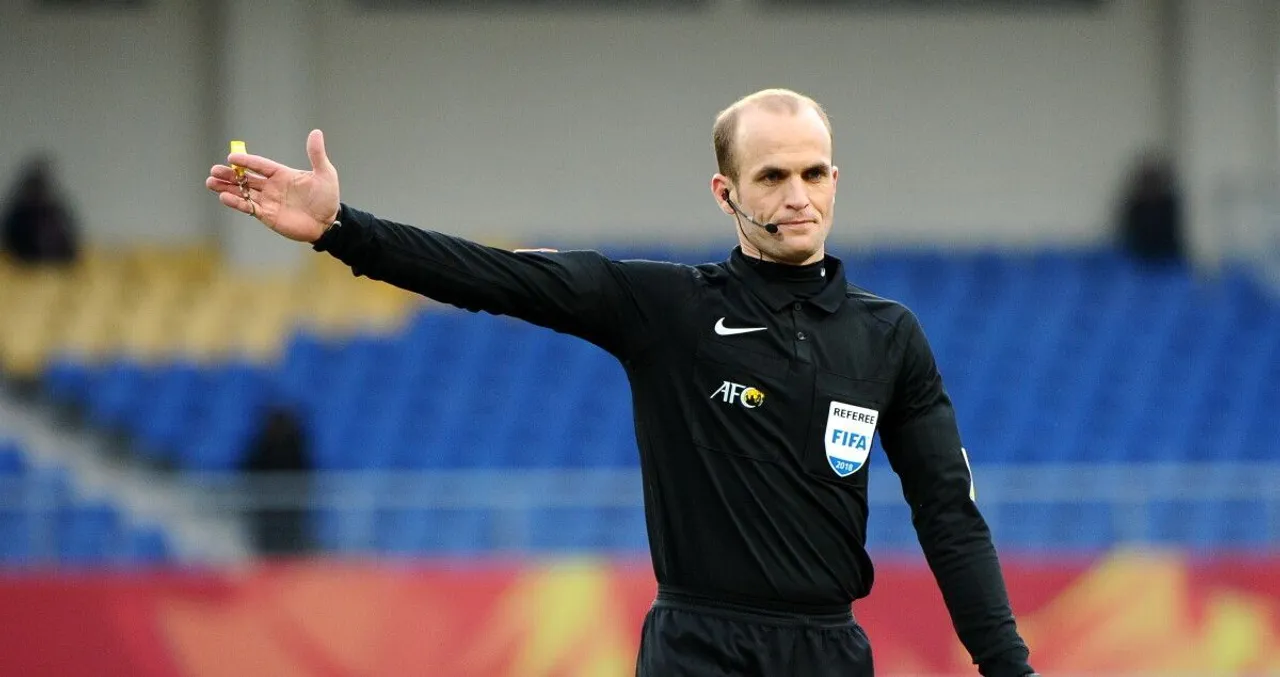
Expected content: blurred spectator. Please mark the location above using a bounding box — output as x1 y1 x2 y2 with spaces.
241 404 313 555
1 155 81 266
1117 151 1185 263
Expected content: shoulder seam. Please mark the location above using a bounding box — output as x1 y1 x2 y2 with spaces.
843 283 902 333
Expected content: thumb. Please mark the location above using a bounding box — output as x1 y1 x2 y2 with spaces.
306 129 334 175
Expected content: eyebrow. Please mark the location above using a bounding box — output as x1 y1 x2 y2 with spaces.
753 163 831 180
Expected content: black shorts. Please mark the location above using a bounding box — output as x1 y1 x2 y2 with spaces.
636 588 874 677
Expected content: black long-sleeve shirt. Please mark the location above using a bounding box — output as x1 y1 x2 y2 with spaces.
314 204 1035 677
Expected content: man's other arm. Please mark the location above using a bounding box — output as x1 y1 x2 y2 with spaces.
876 309 1036 677
313 204 690 359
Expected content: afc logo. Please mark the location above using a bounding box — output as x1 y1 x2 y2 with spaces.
710 381 766 409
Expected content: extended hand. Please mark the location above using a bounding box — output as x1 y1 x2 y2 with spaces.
205 129 341 244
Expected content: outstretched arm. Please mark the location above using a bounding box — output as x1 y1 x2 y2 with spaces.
311 204 685 356
877 309 1036 677
204 130 692 358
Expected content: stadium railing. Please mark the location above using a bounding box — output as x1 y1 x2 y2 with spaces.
0 476 171 566
166 462 1280 557
3 462 1278 565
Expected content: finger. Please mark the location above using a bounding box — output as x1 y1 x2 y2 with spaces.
306 129 334 176
206 176 235 192
208 177 266 211
217 190 259 217
226 151 285 179
206 176 253 195
210 165 267 189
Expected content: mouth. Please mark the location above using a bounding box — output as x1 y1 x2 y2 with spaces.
775 219 816 229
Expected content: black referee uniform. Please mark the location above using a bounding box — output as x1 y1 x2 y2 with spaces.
315 204 1037 677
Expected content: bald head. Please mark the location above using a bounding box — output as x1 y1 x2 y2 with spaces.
713 89 833 182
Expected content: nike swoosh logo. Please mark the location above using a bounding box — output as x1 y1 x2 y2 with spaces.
714 318 767 336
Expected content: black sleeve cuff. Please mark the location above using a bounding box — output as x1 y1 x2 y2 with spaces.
979 649 1035 677
311 203 363 254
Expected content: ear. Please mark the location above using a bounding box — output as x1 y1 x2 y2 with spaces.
710 174 734 215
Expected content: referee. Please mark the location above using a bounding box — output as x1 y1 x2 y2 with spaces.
206 89 1037 677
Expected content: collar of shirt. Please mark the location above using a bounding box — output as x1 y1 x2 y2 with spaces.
726 247 848 315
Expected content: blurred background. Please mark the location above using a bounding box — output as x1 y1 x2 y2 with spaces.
2 0 1279 675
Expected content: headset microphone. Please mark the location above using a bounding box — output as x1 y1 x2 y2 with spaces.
722 190 779 234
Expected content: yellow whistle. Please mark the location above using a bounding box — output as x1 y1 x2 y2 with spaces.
229 140 246 179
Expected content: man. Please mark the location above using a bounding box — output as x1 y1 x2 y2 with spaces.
205 89 1037 676
2 156 80 267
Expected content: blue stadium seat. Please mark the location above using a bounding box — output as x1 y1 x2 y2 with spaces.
1196 501 1273 548
176 361 268 471
1147 501 1197 546
124 525 172 564
601 506 649 551
85 360 148 430
865 503 915 551
526 507 593 551
376 508 494 555
28 247 1280 557
0 439 179 567
313 502 378 554
274 331 333 407
30 465 73 504
134 361 206 464
0 440 26 476
43 359 94 407
986 501 1118 552
0 510 36 564
58 501 123 565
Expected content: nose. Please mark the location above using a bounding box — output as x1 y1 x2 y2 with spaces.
783 177 810 212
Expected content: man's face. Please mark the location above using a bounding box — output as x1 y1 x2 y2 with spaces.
713 106 838 265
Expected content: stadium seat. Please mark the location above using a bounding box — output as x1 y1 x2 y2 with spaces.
42 359 95 406
57 501 123 565
124 525 173 564
0 437 176 568
15 245 1280 556
0 440 27 476
0 509 37 564
85 359 148 431
865 503 916 551
134 361 205 464
602 506 650 551
376 508 495 555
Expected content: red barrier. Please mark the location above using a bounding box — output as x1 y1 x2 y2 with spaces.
1 550 1278 676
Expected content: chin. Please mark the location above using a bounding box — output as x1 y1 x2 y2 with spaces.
767 244 821 265
772 237 822 263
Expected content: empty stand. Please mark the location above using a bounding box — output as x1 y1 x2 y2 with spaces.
11 245 1280 557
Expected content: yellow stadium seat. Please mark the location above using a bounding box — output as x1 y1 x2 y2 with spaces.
0 239 432 375
47 253 131 366
0 267 76 376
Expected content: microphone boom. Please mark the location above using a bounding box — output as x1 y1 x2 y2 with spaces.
722 191 779 234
